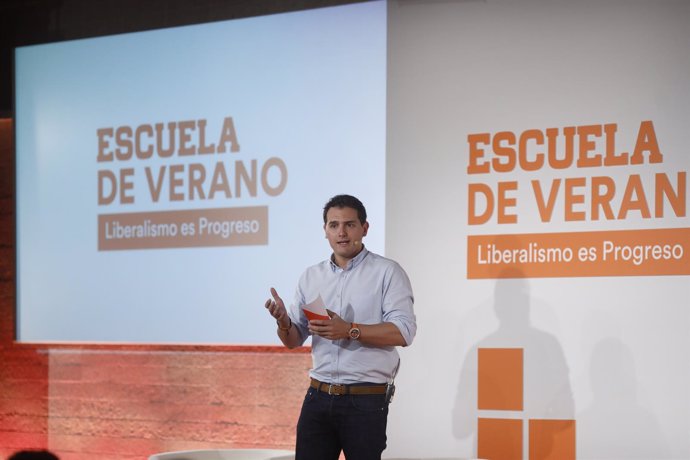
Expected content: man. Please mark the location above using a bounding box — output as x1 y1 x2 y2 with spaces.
265 194 417 460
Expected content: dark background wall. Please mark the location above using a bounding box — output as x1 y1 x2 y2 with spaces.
0 0 364 117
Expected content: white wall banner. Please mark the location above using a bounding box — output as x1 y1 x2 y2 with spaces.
386 0 689 458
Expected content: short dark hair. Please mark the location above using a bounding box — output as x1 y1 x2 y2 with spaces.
8 451 60 460
323 194 367 225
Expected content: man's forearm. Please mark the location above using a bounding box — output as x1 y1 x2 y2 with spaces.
357 322 407 347
278 321 304 348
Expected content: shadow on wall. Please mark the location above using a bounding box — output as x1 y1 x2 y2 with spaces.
451 265 575 458
577 337 670 459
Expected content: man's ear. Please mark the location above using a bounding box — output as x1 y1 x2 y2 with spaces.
362 221 369 236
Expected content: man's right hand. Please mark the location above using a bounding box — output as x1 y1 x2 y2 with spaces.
265 288 302 349
265 287 290 329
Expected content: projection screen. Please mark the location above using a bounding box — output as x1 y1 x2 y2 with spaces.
15 1 387 345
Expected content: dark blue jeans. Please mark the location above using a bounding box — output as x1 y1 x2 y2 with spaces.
295 385 389 460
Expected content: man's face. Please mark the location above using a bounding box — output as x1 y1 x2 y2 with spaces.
324 206 369 265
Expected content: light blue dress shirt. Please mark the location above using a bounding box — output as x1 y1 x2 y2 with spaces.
288 247 416 385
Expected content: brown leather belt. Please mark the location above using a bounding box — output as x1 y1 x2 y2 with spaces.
310 378 387 396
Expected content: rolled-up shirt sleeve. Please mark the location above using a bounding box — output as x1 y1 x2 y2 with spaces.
382 262 417 346
288 280 310 345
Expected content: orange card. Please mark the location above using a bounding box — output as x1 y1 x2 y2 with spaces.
302 295 330 321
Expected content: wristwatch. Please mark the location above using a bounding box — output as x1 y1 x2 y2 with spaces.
348 322 361 340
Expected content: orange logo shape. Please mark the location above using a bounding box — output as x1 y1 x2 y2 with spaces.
477 348 575 460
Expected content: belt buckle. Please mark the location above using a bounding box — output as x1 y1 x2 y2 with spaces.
328 383 344 395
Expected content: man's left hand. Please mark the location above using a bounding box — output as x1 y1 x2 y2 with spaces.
308 309 350 340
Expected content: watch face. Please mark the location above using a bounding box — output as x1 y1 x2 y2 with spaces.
349 327 361 340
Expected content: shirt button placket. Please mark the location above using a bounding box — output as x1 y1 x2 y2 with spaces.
332 270 347 383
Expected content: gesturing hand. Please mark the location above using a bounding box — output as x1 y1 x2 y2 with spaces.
265 287 290 329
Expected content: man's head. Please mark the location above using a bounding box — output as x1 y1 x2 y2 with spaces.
322 195 369 267
323 194 367 225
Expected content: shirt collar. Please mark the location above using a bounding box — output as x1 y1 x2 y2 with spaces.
329 246 369 272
